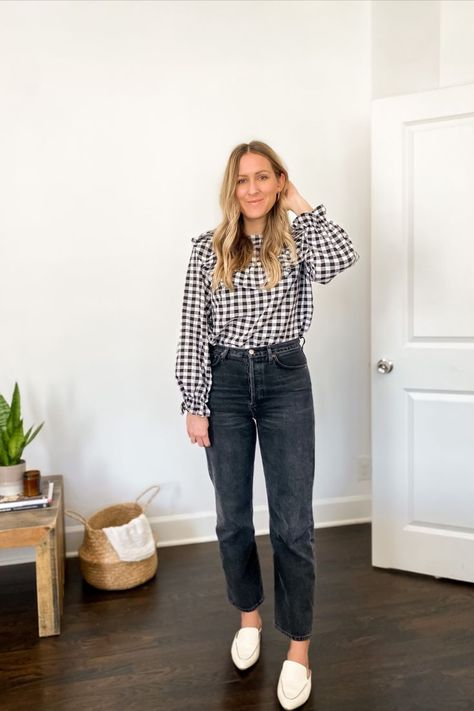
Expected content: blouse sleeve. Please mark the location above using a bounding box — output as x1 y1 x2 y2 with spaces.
175 239 212 417
291 204 360 284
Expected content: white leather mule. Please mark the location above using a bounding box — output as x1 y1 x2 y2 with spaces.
230 625 262 670
277 659 312 709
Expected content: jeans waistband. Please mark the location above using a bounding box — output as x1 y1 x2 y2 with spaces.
209 336 305 361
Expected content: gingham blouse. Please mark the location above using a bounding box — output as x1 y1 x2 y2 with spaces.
175 204 360 417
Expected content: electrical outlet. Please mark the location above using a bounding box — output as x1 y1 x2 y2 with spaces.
357 456 372 481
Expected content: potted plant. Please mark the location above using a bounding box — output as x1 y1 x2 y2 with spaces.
0 382 44 497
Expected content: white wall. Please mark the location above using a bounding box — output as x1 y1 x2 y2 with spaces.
0 0 372 564
372 0 440 98
372 0 474 98
440 0 474 87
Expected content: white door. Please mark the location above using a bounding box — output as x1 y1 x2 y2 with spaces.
371 82 474 583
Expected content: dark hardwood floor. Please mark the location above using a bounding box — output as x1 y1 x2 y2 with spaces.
1 523 473 710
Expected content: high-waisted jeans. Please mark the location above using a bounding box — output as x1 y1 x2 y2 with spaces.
204 336 316 641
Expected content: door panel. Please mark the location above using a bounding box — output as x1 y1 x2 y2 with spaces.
371 83 474 582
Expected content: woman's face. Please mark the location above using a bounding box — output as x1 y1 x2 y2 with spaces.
235 153 285 226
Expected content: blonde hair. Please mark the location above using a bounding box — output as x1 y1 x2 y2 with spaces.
210 140 298 292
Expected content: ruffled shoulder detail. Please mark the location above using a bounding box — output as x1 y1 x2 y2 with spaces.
191 230 217 267
193 230 299 289
276 244 300 271
191 229 214 244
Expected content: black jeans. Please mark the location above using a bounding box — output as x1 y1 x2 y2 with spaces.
204 337 316 641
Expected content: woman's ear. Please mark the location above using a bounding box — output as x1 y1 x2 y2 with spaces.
278 172 286 192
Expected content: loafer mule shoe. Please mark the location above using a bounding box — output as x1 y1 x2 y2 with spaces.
277 659 312 709
230 625 262 670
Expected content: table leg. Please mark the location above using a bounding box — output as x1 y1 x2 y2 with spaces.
57 487 66 614
36 527 61 636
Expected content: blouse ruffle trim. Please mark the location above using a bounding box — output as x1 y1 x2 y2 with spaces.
191 227 303 290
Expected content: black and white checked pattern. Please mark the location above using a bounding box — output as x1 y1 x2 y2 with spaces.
175 204 360 417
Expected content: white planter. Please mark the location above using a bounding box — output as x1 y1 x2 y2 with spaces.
0 460 26 497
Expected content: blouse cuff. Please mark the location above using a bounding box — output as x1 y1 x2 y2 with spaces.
180 399 211 417
292 203 327 227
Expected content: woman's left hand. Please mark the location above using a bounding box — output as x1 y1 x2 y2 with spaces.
281 180 313 216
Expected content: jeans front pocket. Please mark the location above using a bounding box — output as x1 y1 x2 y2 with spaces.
210 350 226 369
273 347 307 370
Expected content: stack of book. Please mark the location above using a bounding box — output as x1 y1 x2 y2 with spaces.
0 479 54 513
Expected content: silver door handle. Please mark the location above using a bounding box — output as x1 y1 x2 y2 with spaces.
377 358 393 374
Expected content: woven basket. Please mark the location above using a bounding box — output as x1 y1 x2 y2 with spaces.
66 485 160 591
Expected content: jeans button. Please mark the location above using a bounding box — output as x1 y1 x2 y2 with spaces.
248 348 255 355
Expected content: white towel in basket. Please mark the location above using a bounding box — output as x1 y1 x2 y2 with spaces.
103 513 156 562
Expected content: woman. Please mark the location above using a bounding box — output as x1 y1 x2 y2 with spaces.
175 140 359 710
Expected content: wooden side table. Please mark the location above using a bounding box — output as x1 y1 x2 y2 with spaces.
0 474 65 637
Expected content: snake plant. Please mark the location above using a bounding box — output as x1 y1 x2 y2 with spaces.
0 382 44 466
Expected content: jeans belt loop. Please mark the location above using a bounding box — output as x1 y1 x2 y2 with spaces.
299 336 306 349
267 345 273 362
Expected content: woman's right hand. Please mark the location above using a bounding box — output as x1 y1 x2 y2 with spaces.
186 413 211 447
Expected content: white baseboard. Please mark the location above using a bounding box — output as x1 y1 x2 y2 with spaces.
0 495 371 566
